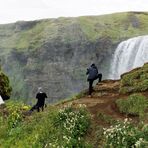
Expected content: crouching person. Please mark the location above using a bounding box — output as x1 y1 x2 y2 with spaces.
30 87 47 112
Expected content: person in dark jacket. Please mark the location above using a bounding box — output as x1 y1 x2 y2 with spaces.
30 87 47 112
86 63 102 96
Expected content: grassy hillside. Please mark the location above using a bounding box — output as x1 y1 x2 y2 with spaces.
1 12 148 52
120 62 148 93
0 63 147 147
0 102 91 147
78 12 148 41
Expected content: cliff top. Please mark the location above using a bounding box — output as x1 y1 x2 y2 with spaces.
1 11 148 52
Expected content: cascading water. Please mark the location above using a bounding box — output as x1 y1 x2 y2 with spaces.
109 35 148 79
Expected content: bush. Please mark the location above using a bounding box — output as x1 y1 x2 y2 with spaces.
52 105 91 147
0 67 12 99
0 102 91 148
116 94 148 116
120 63 148 94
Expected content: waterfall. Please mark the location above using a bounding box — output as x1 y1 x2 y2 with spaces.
109 35 148 79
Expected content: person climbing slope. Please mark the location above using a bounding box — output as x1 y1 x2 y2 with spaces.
86 63 102 97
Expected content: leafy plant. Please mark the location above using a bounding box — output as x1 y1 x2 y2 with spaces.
53 105 91 147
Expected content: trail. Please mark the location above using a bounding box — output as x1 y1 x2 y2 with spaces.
59 80 142 125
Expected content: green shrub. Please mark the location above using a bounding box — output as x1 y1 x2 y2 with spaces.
5 101 30 129
0 102 91 148
116 94 148 116
120 63 148 94
52 105 91 147
0 67 12 98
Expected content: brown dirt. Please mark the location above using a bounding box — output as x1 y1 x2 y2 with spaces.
59 80 147 125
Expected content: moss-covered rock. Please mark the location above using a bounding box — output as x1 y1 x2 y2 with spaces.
0 66 12 100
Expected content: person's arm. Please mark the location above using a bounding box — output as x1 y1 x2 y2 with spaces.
86 68 89 75
45 93 47 98
36 93 39 99
96 68 98 74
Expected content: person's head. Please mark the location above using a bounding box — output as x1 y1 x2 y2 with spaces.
91 63 95 67
38 87 43 92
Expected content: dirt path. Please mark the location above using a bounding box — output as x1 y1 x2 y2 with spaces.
60 80 139 124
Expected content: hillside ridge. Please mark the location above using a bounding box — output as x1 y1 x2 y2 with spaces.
58 63 148 125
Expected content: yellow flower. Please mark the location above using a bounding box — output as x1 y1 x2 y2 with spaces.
22 105 29 110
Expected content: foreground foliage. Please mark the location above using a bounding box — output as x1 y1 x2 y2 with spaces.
0 102 91 148
103 119 148 148
116 93 148 116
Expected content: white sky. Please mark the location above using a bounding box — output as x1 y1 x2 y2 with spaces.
0 0 148 24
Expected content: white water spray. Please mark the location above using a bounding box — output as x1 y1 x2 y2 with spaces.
109 35 148 79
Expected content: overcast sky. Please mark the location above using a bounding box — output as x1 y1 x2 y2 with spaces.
0 0 148 24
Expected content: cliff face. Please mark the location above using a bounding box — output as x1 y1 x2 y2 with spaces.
0 12 148 102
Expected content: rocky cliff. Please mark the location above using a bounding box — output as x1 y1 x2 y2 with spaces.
0 12 148 102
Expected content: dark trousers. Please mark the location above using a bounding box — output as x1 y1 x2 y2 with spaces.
88 73 102 95
30 104 44 112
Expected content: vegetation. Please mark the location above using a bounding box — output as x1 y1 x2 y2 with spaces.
0 12 148 147
0 66 12 98
103 119 148 148
0 102 91 147
78 12 148 42
116 94 148 116
1 12 148 52
97 112 117 124
55 90 86 106
1 12 148 100
120 63 148 94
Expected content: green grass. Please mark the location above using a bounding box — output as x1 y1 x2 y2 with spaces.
116 94 148 116
78 12 148 42
55 90 86 106
97 112 117 125
0 101 91 147
120 63 148 94
1 12 148 52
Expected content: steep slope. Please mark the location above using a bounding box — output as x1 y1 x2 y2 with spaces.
59 63 148 122
0 63 147 147
0 12 148 102
58 63 148 146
